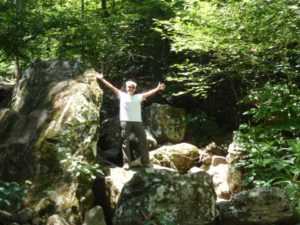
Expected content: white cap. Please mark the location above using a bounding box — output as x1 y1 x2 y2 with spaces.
126 80 137 87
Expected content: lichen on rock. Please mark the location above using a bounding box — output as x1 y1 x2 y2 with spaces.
0 59 103 222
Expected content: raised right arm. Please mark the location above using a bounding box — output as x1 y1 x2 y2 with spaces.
96 72 120 97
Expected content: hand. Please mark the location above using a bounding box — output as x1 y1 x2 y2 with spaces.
96 72 104 80
157 82 166 91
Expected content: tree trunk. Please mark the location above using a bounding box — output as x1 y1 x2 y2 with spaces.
15 0 23 81
102 0 109 17
227 75 241 127
81 0 85 19
14 56 22 81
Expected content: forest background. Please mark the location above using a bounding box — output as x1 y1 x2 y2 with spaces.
0 0 299 213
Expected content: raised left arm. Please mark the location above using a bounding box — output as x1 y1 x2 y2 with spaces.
142 82 166 100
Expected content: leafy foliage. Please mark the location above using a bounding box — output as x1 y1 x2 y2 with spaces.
0 180 31 211
58 110 104 182
0 0 177 81
235 83 300 212
84 0 176 78
154 1 300 211
155 0 299 102
0 0 58 62
0 61 14 82
185 111 222 145
60 153 103 182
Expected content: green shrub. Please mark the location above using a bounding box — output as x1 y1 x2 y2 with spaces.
185 111 221 145
0 180 31 211
60 153 104 183
58 111 104 182
235 83 300 212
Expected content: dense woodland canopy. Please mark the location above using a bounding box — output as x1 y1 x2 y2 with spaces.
0 0 299 213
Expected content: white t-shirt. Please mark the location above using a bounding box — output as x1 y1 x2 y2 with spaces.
119 91 144 122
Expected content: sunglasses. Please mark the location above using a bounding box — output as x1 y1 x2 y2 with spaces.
127 86 136 89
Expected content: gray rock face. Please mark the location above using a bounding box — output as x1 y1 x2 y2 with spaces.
105 167 136 211
100 116 121 155
143 103 186 143
46 214 68 225
113 168 217 225
226 141 245 164
219 187 295 225
0 210 13 223
0 59 103 223
0 59 102 181
16 207 36 224
82 206 107 225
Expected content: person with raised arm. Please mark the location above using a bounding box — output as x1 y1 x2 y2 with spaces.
96 72 166 169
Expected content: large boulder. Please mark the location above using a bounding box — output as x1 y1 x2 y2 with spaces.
0 59 102 221
207 163 242 201
0 59 102 180
198 142 242 201
218 187 295 225
100 116 121 148
150 143 200 174
46 214 68 225
82 206 107 225
113 168 218 225
226 141 245 164
143 103 186 143
99 116 122 160
104 167 136 210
